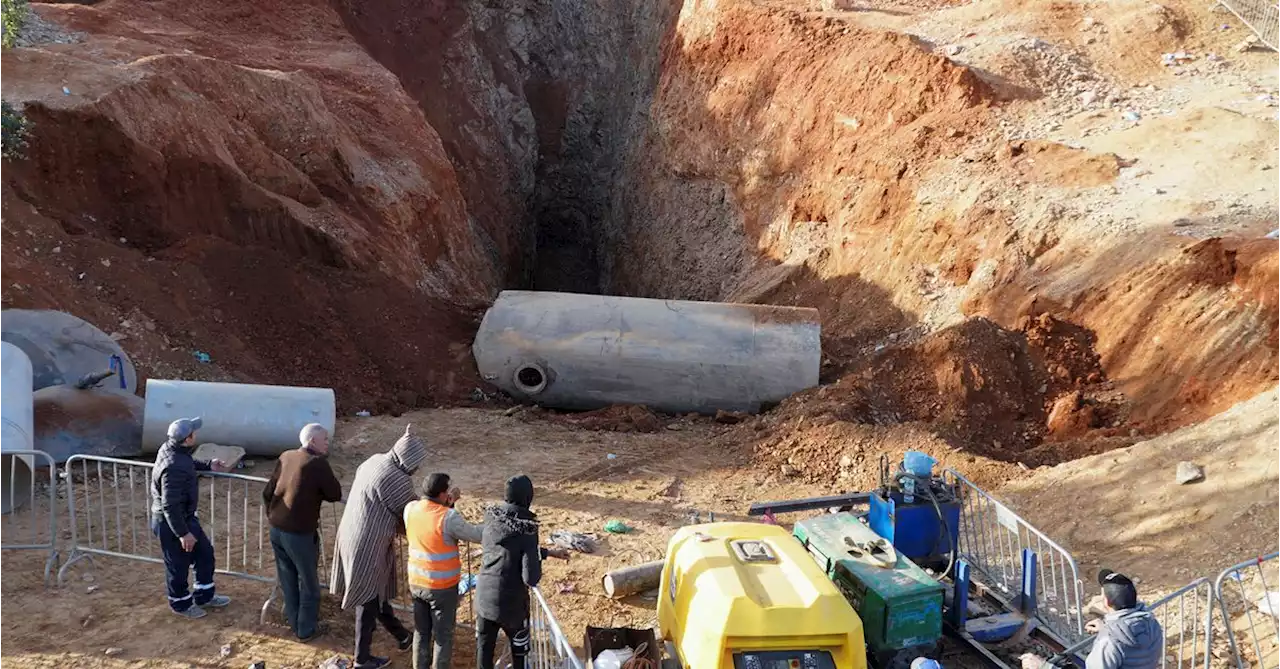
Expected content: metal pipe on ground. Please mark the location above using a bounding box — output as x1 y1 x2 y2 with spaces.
141 380 336 456
2 342 36 514
472 291 821 414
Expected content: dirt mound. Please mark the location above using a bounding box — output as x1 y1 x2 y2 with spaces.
859 317 1050 452
739 314 1122 487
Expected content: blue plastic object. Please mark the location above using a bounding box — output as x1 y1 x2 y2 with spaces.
904 451 936 477
108 354 127 389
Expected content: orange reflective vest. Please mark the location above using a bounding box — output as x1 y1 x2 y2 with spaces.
405 499 462 590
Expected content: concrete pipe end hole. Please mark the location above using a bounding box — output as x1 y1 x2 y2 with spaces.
514 364 547 395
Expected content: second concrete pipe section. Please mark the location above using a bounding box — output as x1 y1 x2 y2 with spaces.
142 380 336 455
472 291 821 414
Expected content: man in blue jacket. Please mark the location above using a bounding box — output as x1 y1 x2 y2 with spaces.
151 417 232 619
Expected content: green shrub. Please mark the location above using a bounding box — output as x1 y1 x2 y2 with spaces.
2 0 28 48
2 101 31 160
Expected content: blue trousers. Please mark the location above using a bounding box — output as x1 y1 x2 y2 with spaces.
153 517 217 612
270 527 322 638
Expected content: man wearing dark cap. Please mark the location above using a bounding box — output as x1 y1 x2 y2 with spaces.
404 473 484 669
151 417 232 619
1021 569 1163 669
475 475 570 669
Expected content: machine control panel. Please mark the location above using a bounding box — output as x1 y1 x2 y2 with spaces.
732 650 835 669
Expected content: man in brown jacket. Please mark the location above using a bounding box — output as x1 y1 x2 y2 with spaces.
262 423 343 641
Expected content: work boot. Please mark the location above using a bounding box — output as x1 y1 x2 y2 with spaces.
298 622 329 643
202 594 232 609
173 605 208 619
355 656 390 669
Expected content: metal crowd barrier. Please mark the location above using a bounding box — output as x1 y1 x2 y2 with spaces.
530 586 585 669
943 469 1087 642
1 449 60 585
57 454 277 588
1215 0 1279 49
1145 578 1216 669
1215 553 1280 669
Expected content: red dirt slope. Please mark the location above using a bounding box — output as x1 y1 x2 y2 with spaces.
2 0 513 410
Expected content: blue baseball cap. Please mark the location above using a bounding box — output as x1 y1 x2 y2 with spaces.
167 417 203 441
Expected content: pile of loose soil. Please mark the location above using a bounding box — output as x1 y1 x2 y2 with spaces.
739 314 1124 488
856 317 1051 452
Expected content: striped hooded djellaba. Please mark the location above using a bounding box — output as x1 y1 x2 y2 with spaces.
330 427 429 610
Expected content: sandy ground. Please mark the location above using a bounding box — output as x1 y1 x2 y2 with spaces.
0 410 822 669
5 389 1277 668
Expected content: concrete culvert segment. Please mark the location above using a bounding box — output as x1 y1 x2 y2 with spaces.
0 309 137 395
474 291 821 414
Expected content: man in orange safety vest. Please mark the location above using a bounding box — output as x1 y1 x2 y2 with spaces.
404 473 484 669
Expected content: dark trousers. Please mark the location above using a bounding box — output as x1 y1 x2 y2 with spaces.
355 597 410 667
477 617 530 669
270 527 322 638
413 587 460 669
152 517 216 612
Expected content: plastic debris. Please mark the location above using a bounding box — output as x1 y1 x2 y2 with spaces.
457 573 478 596
193 350 212 363
550 530 597 553
1265 229 1279 239
1255 591 1280 618
220 644 233 659
356 410 371 417
604 520 632 534
62 86 71 96
320 656 352 669
606 453 617 460
1122 110 1142 122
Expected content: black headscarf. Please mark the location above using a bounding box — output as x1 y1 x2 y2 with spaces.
505 474 534 508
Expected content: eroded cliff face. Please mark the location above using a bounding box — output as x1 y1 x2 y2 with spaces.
1 0 1273 433
1 0 510 408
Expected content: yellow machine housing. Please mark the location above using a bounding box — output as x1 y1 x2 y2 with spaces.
657 523 868 669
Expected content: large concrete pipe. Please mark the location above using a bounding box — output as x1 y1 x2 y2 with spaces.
2 342 36 514
1 309 138 395
142 380 336 455
472 291 821 414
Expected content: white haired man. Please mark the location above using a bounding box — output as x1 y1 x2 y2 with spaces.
262 423 343 641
